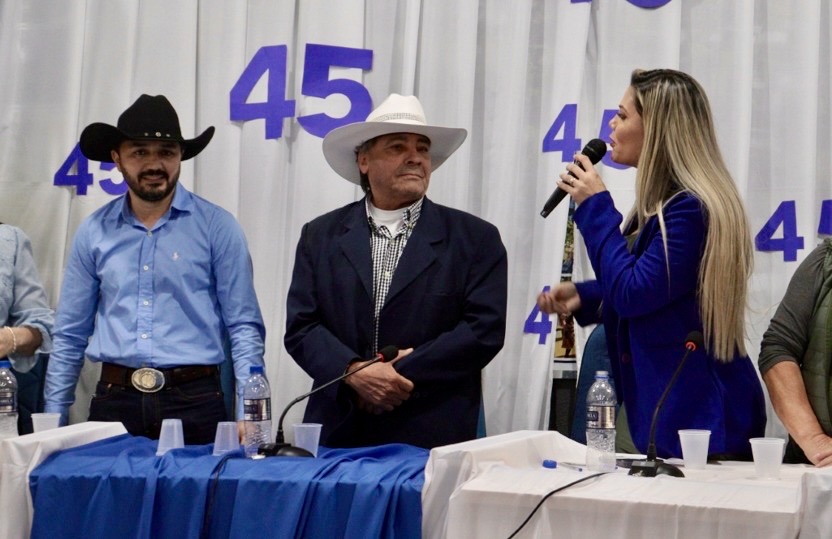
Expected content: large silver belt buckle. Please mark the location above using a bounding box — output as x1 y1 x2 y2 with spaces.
131 367 165 393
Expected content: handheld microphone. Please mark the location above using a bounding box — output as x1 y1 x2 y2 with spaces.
258 345 399 457
627 331 704 478
540 138 607 218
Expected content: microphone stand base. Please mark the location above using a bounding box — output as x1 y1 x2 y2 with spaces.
258 442 314 458
627 458 684 478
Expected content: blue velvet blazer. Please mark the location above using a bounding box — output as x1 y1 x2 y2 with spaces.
574 191 766 459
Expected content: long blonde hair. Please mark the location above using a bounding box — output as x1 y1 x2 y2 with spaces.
628 69 752 361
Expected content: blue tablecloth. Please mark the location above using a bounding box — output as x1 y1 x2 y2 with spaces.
29 434 428 538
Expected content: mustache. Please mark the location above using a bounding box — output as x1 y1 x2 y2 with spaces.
396 166 424 177
139 169 168 180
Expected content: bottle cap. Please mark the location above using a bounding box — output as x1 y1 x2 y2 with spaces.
542 459 557 469
249 365 264 375
0 360 10 369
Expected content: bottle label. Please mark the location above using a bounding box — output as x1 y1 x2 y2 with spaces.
243 397 271 421
0 392 15 413
586 404 615 429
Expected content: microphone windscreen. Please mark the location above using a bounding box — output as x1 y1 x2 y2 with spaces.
583 138 607 164
684 331 704 350
378 345 399 362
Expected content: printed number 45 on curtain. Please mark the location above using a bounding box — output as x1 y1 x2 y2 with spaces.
53 43 374 196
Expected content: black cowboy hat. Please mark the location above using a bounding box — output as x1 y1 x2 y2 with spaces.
79 94 215 162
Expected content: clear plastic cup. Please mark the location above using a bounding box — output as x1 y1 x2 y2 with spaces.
213 421 241 456
31 412 61 432
678 429 711 469
292 423 323 457
156 418 185 456
750 437 785 479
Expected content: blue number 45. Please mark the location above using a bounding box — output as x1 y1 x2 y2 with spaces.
230 43 373 140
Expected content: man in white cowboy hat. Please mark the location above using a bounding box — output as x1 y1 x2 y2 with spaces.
285 94 507 449
44 95 266 444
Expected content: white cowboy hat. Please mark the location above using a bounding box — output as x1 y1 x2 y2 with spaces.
322 94 468 184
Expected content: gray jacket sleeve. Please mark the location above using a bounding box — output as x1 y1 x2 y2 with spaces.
758 244 826 374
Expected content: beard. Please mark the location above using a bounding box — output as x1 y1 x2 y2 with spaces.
124 168 180 202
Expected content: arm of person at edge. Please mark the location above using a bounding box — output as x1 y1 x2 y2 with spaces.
763 362 832 466
210 212 266 425
538 154 704 322
285 221 508 415
759 244 832 466
1 226 54 371
43 225 99 426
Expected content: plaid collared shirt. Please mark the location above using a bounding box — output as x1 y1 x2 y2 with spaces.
367 197 423 354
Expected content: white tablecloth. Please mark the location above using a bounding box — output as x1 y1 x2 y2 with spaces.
800 468 832 539
0 422 127 539
423 430 820 539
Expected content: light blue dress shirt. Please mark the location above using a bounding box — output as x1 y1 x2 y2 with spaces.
0 224 53 372
44 185 265 420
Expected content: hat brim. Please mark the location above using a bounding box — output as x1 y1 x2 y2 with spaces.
322 121 467 184
79 123 215 163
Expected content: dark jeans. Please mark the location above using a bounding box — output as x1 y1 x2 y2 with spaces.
88 373 228 445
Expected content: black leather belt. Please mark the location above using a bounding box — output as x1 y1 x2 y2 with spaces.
100 363 219 393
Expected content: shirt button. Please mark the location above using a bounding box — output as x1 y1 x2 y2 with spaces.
143 265 150 271
143 300 150 306
384 271 391 277
141 334 148 339
147 231 153 237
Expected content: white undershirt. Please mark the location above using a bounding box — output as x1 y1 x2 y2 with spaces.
366 202 406 235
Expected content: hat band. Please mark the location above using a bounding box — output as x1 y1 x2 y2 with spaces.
136 131 177 139
371 112 426 124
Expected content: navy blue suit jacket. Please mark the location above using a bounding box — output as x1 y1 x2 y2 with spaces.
285 197 507 448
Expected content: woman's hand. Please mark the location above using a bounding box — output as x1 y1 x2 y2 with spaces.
557 153 607 205
537 282 581 316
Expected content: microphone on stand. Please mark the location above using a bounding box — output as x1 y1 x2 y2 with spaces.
627 331 705 478
540 138 607 218
258 345 399 457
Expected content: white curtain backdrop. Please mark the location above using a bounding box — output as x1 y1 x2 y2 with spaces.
0 0 825 438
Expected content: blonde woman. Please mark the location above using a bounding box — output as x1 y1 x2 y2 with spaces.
538 69 766 459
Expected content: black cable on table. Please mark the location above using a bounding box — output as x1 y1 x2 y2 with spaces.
506 472 608 539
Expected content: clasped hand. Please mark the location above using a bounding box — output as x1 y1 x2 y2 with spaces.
346 348 414 415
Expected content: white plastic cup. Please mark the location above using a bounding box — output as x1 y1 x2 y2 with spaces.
750 437 785 479
292 423 323 457
678 429 711 469
212 421 241 456
156 418 185 456
31 412 61 432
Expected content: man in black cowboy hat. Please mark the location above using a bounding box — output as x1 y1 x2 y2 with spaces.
284 94 507 449
44 95 266 444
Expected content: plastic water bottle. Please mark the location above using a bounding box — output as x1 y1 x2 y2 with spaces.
0 359 19 440
242 365 272 458
586 370 616 472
